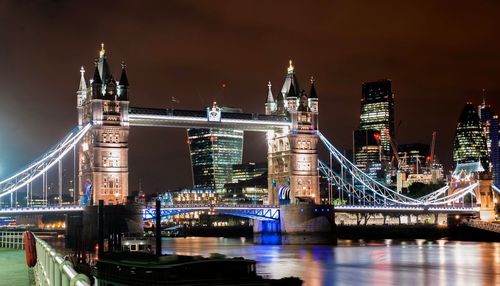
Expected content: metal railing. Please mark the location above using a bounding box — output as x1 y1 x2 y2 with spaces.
34 235 91 286
0 230 24 249
464 219 500 234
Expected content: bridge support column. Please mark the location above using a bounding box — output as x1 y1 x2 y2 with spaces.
253 204 336 244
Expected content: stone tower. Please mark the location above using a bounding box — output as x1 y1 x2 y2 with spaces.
289 91 320 204
77 44 130 205
266 62 320 205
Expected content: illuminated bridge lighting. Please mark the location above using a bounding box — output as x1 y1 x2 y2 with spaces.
334 205 479 214
0 206 83 215
142 205 281 221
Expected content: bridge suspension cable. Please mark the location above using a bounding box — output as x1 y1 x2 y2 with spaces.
415 185 449 202
0 124 91 199
317 131 481 206
317 131 421 205
492 184 500 194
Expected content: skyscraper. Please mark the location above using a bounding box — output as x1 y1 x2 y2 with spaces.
478 93 493 170
490 115 500 187
187 108 244 191
453 102 489 169
353 129 383 178
354 79 395 180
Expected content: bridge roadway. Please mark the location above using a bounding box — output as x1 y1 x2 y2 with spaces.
128 107 291 132
0 204 478 219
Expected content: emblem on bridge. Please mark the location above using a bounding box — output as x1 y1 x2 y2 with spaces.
207 102 221 122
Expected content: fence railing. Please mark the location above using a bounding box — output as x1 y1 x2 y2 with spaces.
464 219 500 234
33 235 91 286
0 230 24 249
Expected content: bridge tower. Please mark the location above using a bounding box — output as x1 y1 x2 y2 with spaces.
77 44 130 205
266 62 320 205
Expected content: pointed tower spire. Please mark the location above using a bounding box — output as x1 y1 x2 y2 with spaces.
265 81 276 115
309 76 317 99
97 43 112 83
119 61 129 86
77 66 87 110
92 60 102 99
118 61 129 100
482 88 486 105
281 60 300 112
99 43 106 58
287 60 294 74
266 81 274 103
78 66 87 92
308 76 319 113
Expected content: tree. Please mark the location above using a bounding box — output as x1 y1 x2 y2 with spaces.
406 182 446 199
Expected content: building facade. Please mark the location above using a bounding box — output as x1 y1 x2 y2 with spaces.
77 44 130 205
358 80 395 160
453 102 489 170
490 116 500 187
187 113 244 191
353 79 395 180
353 129 383 179
231 162 267 183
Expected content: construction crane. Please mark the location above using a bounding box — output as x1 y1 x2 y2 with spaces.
383 128 402 170
429 131 437 168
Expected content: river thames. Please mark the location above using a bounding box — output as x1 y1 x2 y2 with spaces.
161 237 500 286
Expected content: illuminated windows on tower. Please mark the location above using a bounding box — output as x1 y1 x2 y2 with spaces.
453 102 489 169
353 79 395 180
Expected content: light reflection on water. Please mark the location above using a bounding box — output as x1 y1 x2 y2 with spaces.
162 237 500 286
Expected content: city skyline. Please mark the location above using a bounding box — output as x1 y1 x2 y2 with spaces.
1 1 500 193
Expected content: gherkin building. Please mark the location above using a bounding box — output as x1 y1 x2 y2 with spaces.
453 102 489 169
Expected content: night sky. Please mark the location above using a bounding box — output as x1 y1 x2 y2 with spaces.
1 1 500 194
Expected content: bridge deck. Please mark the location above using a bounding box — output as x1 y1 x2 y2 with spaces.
0 205 478 217
129 107 291 132
334 205 479 214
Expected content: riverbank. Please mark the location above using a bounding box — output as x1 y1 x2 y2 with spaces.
178 225 253 238
337 224 500 242
175 224 499 242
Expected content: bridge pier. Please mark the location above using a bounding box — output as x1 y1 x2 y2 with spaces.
65 203 143 251
253 204 336 244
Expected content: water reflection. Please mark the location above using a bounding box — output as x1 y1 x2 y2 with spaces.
162 237 500 286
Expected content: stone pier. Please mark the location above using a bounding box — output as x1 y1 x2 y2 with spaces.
254 203 336 244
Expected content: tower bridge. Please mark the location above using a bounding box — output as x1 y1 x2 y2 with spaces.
0 45 496 243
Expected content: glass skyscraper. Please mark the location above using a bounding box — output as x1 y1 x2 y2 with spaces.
478 97 493 171
354 79 395 180
490 116 499 187
353 129 383 178
187 108 244 191
231 162 267 183
453 102 489 169
358 79 395 160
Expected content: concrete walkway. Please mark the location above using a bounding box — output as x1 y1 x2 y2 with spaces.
0 248 30 286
